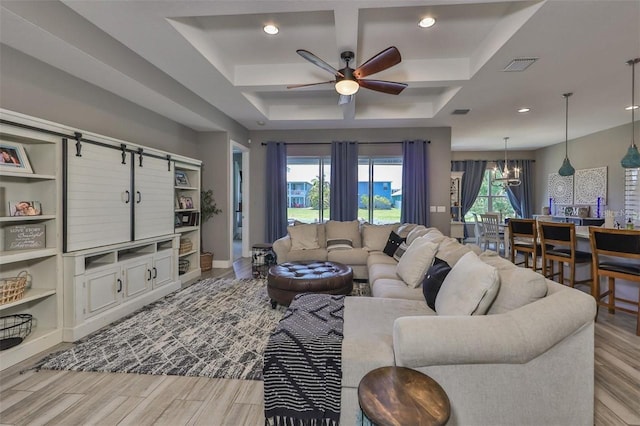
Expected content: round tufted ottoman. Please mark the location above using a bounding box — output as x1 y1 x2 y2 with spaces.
267 261 353 308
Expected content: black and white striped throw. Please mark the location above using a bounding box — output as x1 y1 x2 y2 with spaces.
263 293 345 426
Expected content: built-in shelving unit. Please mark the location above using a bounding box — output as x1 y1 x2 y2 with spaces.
0 111 63 371
174 161 202 283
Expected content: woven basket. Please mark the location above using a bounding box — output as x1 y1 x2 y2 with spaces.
0 271 28 305
178 259 190 275
0 314 33 350
200 252 213 272
179 238 193 255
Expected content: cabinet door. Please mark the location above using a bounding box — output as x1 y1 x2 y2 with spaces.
123 257 152 299
66 143 131 251
153 250 175 288
134 156 174 240
85 267 121 318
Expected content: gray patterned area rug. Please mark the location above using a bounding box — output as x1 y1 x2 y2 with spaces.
37 278 371 380
37 278 286 380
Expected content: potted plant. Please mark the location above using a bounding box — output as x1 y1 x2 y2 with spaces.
200 189 222 271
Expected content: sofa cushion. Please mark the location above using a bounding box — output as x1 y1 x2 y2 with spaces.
383 230 405 257
436 251 500 315
369 262 400 284
371 278 426 300
293 221 326 248
288 223 320 250
326 220 361 248
422 258 452 310
406 226 428 245
284 248 328 262
327 238 353 251
368 251 398 268
362 223 398 252
396 237 439 288
436 237 472 267
421 230 447 245
396 223 419 238
487 267 549 315
393 242 409 261
327 247 369 266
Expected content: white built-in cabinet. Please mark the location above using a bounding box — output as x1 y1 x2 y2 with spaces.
0 109 201 370
63 236 178 341
174 161 202 283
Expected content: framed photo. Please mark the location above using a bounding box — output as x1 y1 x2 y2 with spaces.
179 196 194 210
175 170 190 187
0 141 33 174
8 201 42 216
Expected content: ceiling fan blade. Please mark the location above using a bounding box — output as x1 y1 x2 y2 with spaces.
338 94 353 105
358 79 407 95
353 46 401 79
296 49 344 78
287 80 335 89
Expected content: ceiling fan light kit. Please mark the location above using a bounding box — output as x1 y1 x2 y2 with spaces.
558 92 576 176
289 46 407 104
621 58 640 169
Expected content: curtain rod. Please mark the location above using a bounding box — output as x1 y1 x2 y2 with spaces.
260 140 430 146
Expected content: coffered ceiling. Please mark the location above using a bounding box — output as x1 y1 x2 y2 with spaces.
0 0 638 150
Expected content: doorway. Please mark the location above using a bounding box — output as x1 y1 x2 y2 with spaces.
231 141 250 260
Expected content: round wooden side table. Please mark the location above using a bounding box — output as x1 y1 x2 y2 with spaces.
358 366 450 426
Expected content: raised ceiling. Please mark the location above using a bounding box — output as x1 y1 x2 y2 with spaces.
0 0 639 150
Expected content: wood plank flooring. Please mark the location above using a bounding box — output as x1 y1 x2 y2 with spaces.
1 257 638 425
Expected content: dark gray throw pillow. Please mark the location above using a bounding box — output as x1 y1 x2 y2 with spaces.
383 231 405 257
422 257 452 310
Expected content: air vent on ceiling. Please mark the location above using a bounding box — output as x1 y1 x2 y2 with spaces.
452 109 471 115
503 58 538 72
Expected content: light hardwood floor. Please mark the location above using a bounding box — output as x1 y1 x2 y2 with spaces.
1 257 638 425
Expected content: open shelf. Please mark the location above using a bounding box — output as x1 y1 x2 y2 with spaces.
0 215 56 223
179 249 198 258
0 248 57 265
175 226 198 233
0 172 56 180
0 288 56 313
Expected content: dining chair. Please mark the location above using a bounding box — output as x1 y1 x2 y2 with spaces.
508 218 543 270
479 213 503 254
472 213 485 246
539 221 592 289
589 227 640 336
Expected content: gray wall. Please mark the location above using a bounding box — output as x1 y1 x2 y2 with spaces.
535 122 639 220
0 45 202 156
248 127 452 247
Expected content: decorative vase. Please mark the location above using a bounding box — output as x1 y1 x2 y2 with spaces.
200 252 213 272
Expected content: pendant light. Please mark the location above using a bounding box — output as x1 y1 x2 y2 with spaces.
621 58 640 168
558 92 575 176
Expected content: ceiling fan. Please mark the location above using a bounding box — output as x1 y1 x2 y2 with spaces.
287 46 408 105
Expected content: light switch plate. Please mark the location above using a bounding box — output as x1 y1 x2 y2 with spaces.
437 206 446 213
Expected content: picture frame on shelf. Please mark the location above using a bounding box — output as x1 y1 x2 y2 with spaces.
8 201 42 216
0 141 33 174
175 170 190 187
178 195 193 210
175 214 182 227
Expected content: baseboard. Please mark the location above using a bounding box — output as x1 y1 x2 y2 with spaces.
212 259 233 269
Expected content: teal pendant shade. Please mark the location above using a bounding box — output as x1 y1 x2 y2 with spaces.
621 144 640 168
558 157 576 176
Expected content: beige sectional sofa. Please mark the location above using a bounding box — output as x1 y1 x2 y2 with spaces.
272 222 596 425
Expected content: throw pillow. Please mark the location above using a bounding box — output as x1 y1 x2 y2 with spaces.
383 231 405 257
435 237 471 267
435 251 500 316
397 223 418 238
406 226 428 245
362 223 399 252
288 224 320 251
326 238 353 251
396 237 439 288
422 258 452 310
393 242 409 261
325 220 362 248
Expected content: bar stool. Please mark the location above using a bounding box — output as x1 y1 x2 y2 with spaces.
508 218 542 270
589 227 640 336
539 222 592 289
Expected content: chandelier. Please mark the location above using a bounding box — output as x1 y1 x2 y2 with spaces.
493 137 521 187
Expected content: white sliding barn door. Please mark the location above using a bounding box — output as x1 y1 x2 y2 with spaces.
134 156 174 240
66 143 131 251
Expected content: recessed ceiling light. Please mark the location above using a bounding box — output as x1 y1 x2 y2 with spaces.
517 107 531 113
625 105 639 110
418 17 436 28
263 24 279 35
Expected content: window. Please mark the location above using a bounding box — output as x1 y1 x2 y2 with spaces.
358 157 402 224
465 169 516 222
286 157 330 224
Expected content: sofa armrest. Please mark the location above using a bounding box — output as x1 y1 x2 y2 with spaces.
272 235 292 263
393 287 595 367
